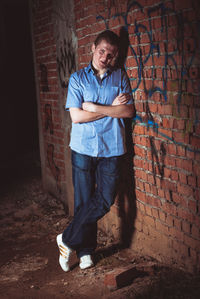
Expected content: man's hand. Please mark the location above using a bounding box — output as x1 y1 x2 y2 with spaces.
112 93 131 106
82 92 131 112
82 102 96 112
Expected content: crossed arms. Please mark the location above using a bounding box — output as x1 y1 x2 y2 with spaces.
69 93 134 124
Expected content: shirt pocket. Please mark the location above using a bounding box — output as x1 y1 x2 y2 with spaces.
104 86 120 105
82 84 98 103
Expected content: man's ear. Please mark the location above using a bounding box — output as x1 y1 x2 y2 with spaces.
110 50 118 66
114 50 119 60
91 43 96 53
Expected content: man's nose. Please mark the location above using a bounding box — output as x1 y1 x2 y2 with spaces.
102 53 109 62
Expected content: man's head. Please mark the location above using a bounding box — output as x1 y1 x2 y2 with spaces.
94 30 120 49
92 30 119 74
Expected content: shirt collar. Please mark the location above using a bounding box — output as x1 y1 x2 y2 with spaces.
87 62 112 76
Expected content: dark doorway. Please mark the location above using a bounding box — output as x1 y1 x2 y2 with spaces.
0 0 40 187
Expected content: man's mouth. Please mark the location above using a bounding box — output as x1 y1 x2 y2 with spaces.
100 61 106 66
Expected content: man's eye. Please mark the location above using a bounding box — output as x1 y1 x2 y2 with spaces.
107 54 113 59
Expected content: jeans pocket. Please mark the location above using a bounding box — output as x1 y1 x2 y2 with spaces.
101 156 121 176
71 150 92 171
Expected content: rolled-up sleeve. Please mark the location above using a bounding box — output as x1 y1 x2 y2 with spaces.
65 72 83 110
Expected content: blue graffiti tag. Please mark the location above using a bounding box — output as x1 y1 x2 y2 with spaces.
96 0 200 153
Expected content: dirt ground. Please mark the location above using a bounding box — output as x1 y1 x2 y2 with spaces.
0 152 200 299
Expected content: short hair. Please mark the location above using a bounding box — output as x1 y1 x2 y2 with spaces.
94 30 120 48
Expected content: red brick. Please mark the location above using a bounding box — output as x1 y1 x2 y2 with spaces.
133 124 145 135
152 208 159 219
179 172 187 184
174 218 182 231
143 215 155 228
134 219 143 232
190 136 200 148
135 178 145 191
133 145 147 158
142 223 150 235
172 193 188 209
169 226 184 242
177 183 193 197
175 158 193 172
134 169 147 181
164 168 178 181
159 210 166 222
173 131 189 145
144 182 151 193
188 200 197 214
135 102 144 112
195 123 200 135
184 234 200 250
164 155 176 167
161 179 177 192
151 185 158 196
191 224 200 240
182 221 191 234
164 201 177 216
167 143 177 155
198 177 200 188
165 214 174 227
56 160 65 168
172 239 188 258
148 103 158 113
177 207 195 223
173 118 185 130
147 195 162 209
159 128 173 139
145 205 152 216
135 189 146 203
158 104 172 115
155 220 169 234
193 163 200 176
146 173 155 185
137 202 145 214
177 146 186 157
104 266 139 290
157 188 165 198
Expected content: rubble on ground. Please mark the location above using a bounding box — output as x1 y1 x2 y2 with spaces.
0 171 199 298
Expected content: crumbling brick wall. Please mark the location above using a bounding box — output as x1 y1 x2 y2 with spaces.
30 0 76 214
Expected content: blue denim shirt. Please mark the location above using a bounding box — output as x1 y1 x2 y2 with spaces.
65 63 133 157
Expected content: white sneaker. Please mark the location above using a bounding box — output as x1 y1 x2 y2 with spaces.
79 255 94 270
56 234 72 272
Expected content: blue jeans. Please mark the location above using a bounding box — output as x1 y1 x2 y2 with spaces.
62 150 122 258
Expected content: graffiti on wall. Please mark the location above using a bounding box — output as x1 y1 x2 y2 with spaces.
57 38 76 88
44 104 61 192
45 104 54 134
47 144 61 193
96 0 200 154
52 0 77 88
40 63 49 92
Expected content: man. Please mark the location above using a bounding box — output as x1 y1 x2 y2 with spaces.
57 30 134 272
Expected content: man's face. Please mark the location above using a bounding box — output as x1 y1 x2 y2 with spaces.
92 40 118 73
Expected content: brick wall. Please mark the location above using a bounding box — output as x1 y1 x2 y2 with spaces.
73 0 200 272
30 0 76 214
30 0 200 273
